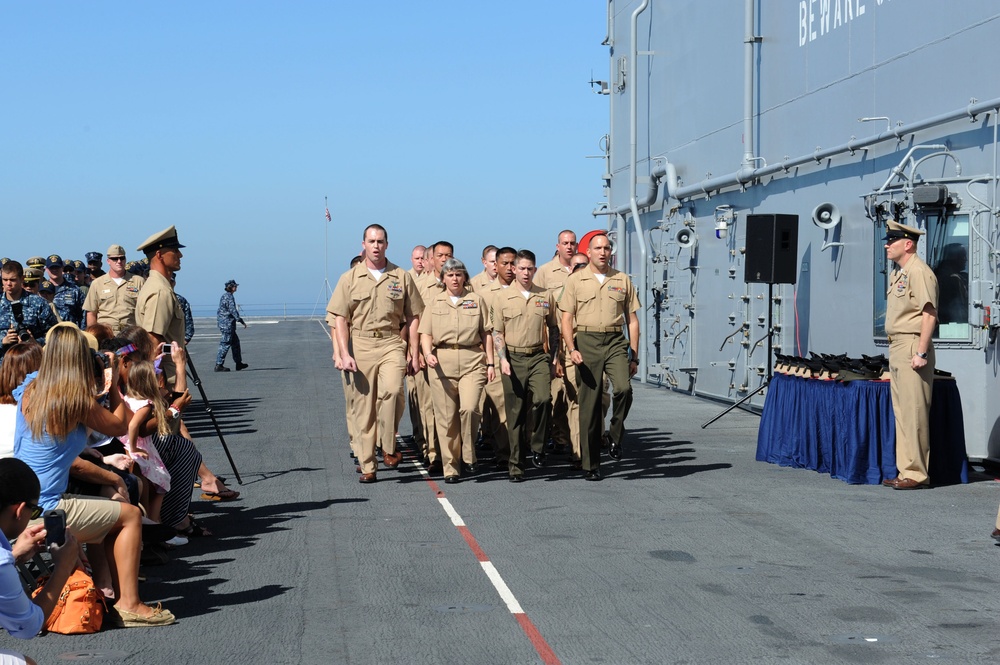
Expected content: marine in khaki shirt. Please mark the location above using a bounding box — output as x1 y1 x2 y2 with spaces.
492 251 555 480
559 233 640 480
328 225 423 481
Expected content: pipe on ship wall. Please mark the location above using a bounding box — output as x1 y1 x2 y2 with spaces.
668 96 1000 202
742 0 757 169
629 0 651 382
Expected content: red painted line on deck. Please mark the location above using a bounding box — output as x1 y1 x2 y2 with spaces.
408 450 562 665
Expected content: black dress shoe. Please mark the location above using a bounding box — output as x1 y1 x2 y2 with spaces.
444 476 459 484
531 452 547 469
509 475 524 483
214 364 230 372
494 458 508 469
585 468 603 481
235 362 249 371
462 462 478 475
608 437 622 461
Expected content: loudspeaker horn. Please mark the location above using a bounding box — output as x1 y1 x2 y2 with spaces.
675 228 697 249
811 202 841 230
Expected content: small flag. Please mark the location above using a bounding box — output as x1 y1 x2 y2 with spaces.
325 208 332 222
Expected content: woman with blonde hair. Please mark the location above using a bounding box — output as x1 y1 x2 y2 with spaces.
13 323 174 627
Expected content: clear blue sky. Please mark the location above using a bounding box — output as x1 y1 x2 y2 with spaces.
0 1 609 315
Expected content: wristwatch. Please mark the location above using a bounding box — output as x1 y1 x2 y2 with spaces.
916 351 928 359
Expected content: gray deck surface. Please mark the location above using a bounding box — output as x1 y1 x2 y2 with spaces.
10 319 1000 664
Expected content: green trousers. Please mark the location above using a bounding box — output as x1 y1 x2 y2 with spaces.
501 351 551 477
575 332 632 471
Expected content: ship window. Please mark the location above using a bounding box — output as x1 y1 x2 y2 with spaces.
872 213 970 340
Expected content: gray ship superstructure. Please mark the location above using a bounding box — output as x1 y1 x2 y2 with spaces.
596 0 1000 459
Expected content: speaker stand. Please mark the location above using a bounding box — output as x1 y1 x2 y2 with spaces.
702 283 775 429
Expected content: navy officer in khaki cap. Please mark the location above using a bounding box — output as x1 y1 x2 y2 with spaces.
134 226 186 384
881 220 938 490
84 244 146 333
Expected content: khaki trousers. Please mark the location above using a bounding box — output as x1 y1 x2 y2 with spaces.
418 367 440 462
406 376 425 445
350 335 406 474
502 351 551 476
429 349 487 478
889 335 934 484
340 370 359 458
575 332 632 472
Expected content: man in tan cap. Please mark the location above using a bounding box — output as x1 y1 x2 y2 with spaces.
880 220 938 490
84 244 146 333
134 227 186 384
329 224 423 483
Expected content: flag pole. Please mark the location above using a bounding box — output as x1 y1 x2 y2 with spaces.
324 196 332 298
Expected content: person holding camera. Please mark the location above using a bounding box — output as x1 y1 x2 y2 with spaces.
13 324 173 627
0 262 57 360
0 458 80 665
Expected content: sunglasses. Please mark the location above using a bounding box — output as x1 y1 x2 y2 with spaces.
25 502 42 520
108 257 126 262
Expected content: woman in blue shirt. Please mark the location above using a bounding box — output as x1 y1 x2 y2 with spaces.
14 323 174 628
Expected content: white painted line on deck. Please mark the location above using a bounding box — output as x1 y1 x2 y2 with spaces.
437 497 466 527
480 561 525 614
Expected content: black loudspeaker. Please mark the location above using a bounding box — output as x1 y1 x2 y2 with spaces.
744 214 799 284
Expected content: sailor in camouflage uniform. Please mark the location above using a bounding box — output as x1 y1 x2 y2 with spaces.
0 261 57 358
215 279 247 372
44 255 85 327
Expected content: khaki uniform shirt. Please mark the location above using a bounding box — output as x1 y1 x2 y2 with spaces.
135 270 186 383
885 255 939 335
418 291 491 377
83 273 146 332
559 267 640 328
481 280 515 327
470 270 494 295
534 258 573 292
407 267 422 281
492 284 552 348
328 261 423 334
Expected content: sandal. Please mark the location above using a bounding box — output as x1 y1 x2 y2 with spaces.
177 517 213 538
193 475 227 489
200 487 240 501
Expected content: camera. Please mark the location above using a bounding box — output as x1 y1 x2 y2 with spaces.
43 509 66 547
9 302 31 343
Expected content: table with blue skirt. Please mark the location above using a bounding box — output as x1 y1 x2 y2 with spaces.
755 373 969 485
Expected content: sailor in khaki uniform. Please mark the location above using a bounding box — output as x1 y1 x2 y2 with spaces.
480 247 517 467
419 258 495 483
414 241 454 470
470 245 498 294
881 220 938 490
84 244 145 333
328 256 365 460
492 250 555 481
559 232 640 480
134 227 187 385
535 230 579 458
329 224 423 483
405 245 427 449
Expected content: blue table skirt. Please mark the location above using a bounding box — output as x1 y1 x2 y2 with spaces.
755 373 969 485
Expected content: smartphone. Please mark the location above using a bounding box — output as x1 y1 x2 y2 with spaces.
43 509 66 547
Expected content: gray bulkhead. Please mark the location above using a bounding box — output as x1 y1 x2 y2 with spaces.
597 0 1000 459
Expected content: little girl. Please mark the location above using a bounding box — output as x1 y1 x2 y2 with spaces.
122 360 172 523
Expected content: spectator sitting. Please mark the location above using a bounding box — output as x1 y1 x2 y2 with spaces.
0 458 80 665
0 344 43 459
13 323 174 627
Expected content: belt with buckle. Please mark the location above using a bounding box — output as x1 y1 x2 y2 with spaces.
886 332 919 343
354 329 396 339
437 343 480 350
508 344 544 355
577 325 623 333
